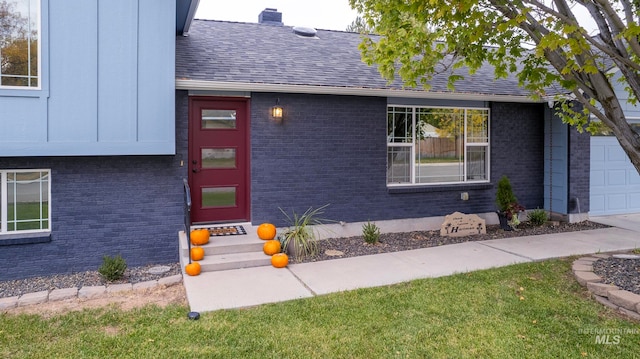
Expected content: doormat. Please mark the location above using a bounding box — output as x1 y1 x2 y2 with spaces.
207 225 247 236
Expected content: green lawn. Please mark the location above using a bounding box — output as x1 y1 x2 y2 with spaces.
1 259 638 358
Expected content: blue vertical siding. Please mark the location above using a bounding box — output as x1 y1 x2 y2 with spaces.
0 96 48 142
137 0 176 145
48 0 99 143
544 107 569 214
98 0 139 143
0 0 175 156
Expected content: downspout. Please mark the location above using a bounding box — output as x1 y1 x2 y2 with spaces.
548 102 554 218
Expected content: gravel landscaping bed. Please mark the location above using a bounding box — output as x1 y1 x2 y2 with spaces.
295 220 610 263
593 256 640 295
0 220 618 299
0 263 182 299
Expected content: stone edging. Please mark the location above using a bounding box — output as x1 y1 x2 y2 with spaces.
0 275 183 310
573 255 640 321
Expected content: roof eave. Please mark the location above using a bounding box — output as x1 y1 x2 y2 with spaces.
176 0 200 36
175 79 543 103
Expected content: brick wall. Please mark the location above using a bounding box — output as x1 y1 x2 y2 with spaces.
568 126 591 214
490 102 545 210
250 94 546 226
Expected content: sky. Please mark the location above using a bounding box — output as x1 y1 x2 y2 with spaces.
195 1 599 35
195 0 359 31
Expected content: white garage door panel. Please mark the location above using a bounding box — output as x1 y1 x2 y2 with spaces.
608 170 627 185
590 137 640 215
591 170 605 186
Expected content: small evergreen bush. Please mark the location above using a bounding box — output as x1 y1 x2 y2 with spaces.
98 254 127 282
362 221 381 244
527 208 549 226
495 176 518 213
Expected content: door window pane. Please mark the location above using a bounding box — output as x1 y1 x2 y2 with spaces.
202 109 236 129
201 148 236 169
202 187 236 208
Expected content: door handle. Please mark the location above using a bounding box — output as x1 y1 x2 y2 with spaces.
192 168 200 173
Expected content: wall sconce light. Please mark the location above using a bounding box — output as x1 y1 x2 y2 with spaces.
271 99 283 120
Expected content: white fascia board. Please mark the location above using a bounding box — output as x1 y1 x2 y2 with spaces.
175 79 543 103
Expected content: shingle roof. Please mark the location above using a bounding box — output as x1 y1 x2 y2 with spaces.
176 20 535 99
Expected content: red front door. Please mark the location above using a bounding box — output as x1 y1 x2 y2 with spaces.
188 97 250 223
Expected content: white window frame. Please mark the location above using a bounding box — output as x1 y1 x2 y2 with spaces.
0 169 51 234
387 105 491 186
0 0 41 89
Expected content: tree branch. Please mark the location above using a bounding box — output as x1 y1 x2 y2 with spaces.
618 0 640 58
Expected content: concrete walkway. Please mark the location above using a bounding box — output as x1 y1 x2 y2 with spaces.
183 215 640 313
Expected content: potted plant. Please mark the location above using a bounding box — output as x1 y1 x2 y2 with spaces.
278 204 331 260
495 176 525 230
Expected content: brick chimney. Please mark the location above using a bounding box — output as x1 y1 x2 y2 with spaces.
258 8 283 26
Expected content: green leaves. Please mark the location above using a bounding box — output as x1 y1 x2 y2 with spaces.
351 0 629 97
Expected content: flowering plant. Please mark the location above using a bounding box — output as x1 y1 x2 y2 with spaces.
505 202 525 228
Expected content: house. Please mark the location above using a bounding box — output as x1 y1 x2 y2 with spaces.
175 9 590 227
1 3 595 281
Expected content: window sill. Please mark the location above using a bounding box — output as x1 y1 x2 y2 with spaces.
0 232 52 246
0 88 48 98
388 182 494 194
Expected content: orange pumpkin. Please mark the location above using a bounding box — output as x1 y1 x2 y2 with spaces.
190 247 205 261
190 229 210 245
271 253 289 268
185 262 201 276
258 223 276 241
257 223 277 240
263 240 281 256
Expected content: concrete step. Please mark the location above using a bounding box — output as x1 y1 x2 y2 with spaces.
179 229 267 257
179 223 275 273
185 251 272 272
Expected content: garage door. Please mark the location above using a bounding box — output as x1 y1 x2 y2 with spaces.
590 136 640 215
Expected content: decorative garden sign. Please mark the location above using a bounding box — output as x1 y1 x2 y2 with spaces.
440 212 486 237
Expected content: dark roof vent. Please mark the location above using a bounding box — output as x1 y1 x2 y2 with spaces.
259 8 283 26
292 26 318 38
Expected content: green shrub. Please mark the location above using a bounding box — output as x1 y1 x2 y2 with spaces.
495 176 518 213
527 208 548 226
362 221 381 244
98 254 127 282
